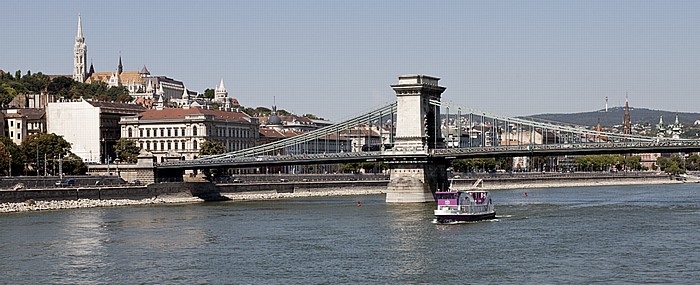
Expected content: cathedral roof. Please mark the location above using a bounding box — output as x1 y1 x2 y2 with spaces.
139 65 150 75
86 71 143 84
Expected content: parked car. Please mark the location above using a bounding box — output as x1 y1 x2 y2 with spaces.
232 178 243 183
279 178 289 182
55 180 75 187
130 179 142 185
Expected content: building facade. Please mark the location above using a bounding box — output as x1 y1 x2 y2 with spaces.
47 99 146 163
119 108 259 162
2 109 46 145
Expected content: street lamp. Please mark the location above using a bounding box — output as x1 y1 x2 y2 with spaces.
114 158 121 180
8 154 11 177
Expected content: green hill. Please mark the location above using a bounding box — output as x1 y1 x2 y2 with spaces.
525 107 700 127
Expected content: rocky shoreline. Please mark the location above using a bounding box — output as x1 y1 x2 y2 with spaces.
0 188 386 213
0 178 690 213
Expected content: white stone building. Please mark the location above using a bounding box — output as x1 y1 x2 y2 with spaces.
47 99 146 163
2 109 46 145
119 108 259 162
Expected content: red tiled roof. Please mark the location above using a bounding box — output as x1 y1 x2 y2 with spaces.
259 128 285 138
2 108 45 120
138 108 251 121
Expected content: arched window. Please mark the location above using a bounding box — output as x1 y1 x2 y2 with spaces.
193 126 198 136
140 129 143 137
127 128 133 138
193 140 198 150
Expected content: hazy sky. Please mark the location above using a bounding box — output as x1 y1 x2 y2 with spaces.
2 1 700 120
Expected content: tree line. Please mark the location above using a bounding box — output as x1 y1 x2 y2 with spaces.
448 154 700 175
0 70 131 106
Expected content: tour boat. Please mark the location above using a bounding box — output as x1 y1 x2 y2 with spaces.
434 190 496 223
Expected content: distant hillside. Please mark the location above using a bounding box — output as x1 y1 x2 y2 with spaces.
525 107 700 127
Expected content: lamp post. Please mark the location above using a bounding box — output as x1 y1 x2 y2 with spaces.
8 154 11 177
114 158 121 180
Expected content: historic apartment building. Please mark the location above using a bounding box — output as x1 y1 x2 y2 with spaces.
119 108 259 162
2 108 46 145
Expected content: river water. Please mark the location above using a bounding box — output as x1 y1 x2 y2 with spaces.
1 184 700 284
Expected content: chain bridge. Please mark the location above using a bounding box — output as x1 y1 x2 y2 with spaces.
156 75 700 202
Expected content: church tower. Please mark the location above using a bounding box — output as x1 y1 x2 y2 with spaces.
215 79 228 102
73 14 88 83
118 55 123 75
623 94 631 135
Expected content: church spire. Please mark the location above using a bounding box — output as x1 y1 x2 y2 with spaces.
118 53 123 74
216 79 226 92
73 13 88 83
76 13 84 41
623 93 631 135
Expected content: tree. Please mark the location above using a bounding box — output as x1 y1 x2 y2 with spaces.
0 137 24 176
20 133 71 175
115 138 141 163
203 88 215 99
0 83 18 106
302 113 324 120
451 158 498 172
199 141 226 178
686 154 700 171
0 142 10 176
199 141 226 156
62 153 87 175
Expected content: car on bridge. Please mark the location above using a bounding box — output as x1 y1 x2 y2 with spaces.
55 179 75 187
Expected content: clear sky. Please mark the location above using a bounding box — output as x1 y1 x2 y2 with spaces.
2 1 700 120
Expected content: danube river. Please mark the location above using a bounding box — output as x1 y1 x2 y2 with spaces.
1 184 700 284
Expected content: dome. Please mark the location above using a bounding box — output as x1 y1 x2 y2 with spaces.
268 114 282 125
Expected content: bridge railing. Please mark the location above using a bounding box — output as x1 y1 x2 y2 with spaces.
195 102 397 161
432 140 700 155
159 151 385 166
432 100 669 143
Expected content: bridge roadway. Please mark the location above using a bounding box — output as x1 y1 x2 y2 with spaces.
156 140 700 170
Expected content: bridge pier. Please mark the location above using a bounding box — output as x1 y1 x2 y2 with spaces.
386 160 448 203
385 75 447 203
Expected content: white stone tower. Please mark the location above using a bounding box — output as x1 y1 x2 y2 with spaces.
73 14 88 83
391 75 446 152
386 75 448 203
215 79 228 102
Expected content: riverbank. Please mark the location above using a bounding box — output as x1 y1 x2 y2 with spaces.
479 178 686 190
0 188 387 213
0 174 690 213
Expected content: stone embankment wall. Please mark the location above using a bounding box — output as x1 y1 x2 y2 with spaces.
0 174 681 204
0 181 388 203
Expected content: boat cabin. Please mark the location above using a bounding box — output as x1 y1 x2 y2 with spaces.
435 191 493 214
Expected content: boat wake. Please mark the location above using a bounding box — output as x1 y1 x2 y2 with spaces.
432 218 499 225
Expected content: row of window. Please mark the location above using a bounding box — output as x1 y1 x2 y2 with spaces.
138 139 255 152
214 127 254 138
128 126 198 138
141 140 197 152
127 125 255 139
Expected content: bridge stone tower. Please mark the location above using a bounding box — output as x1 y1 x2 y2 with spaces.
386 75 448 203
